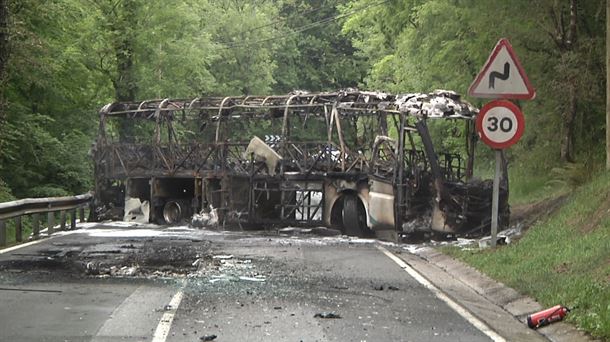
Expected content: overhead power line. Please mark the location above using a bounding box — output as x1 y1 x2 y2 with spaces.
229 2 335 37
218 0 391 50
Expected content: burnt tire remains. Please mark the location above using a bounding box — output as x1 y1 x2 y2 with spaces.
342 195 368 237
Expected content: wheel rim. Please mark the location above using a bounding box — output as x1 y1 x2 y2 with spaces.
163 201 182 224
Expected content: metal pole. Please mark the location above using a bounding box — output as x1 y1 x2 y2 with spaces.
15 216 22 242
0 220 6 246
47 211 55 236
60 210 67 230
491 149 501 248
70 209 77 229
32 213 40 239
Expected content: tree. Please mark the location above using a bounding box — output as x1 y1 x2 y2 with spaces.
0 0 102 197
607 0 610 170
273 0 366 92
0 0 9 200
0 0 7 120
342 0 606 170
550 0 579 163
206 0 279 95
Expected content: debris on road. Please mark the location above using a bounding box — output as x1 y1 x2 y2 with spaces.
332 285 349 290
373 284 399 291
199 334 217 341
278 227 342 237
191 207 219 228
238 276 266 282
478 236 507 249
314 312 341 319
212 255 234 260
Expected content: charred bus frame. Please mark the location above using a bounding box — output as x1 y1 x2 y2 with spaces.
93 90 508 239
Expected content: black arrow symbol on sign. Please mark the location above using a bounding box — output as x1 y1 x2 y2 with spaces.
489 62 510 89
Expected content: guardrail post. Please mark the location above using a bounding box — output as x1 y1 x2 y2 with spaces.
70 209 77 229
0 220 6 246
32 213 40 239
15 216 22 242
79 207 85 223
60 210 66 230
47 211 55 236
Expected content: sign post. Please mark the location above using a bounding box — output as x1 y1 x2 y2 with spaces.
475 100 525 246
469 38 534 248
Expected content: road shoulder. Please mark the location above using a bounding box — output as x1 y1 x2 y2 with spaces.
393 246 598 342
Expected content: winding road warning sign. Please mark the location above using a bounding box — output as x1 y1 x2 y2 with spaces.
475 100 525 149
468 38 535 100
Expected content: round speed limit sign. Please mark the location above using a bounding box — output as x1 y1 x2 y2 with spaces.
475 100 525 149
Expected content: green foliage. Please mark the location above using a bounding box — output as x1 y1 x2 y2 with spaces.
0 0 107 198
205 0 279 95
0 178 14 202
342 0 607 172
0 0 607 203
273 0 366 92
0 0 368 199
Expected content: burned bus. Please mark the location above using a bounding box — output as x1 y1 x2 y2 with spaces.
92 90 509 240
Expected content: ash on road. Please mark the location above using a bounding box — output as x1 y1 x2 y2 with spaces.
0 222 496 342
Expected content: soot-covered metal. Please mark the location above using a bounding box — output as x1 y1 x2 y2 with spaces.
92 89 509 240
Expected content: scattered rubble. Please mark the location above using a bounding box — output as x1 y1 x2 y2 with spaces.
477 224 523 249
278 227 342 237
203 254 267 284
191 207 219 228
373 284 400 291
314 312 341 319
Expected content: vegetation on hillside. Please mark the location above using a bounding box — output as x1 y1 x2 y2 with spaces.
445 172 610 340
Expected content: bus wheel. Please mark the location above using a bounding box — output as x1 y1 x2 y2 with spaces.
342 195 367 237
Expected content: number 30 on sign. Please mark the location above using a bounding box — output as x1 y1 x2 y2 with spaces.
475 100 525 149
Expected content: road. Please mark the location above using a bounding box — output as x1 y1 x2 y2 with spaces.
0 222 533 342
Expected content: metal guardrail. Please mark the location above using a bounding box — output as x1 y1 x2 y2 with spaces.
0 192 93 247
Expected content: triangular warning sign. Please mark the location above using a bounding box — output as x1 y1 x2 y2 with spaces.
468 38 535 100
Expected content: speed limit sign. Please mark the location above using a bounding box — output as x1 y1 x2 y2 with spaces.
475 100 525 149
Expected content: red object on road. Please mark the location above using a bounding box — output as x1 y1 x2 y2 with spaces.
527 305 570 329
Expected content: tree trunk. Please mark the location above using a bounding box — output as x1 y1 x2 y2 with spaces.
558 0 578 163
0 0 9 122
112 0 138 142
606 0 610 170
561 87 577 163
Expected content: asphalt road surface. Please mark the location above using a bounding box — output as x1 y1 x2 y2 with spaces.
0 222 508 342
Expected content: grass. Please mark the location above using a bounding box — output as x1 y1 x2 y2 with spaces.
1 218 33 247
508 171 568 205
474 164 570 206
444 172 610 340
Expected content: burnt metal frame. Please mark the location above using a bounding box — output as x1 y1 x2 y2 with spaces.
93 90 489 232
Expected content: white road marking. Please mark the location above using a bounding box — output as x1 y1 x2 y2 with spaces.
377 245 507 342
0 239 48 254
151 289 184 342
0 230 79 254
